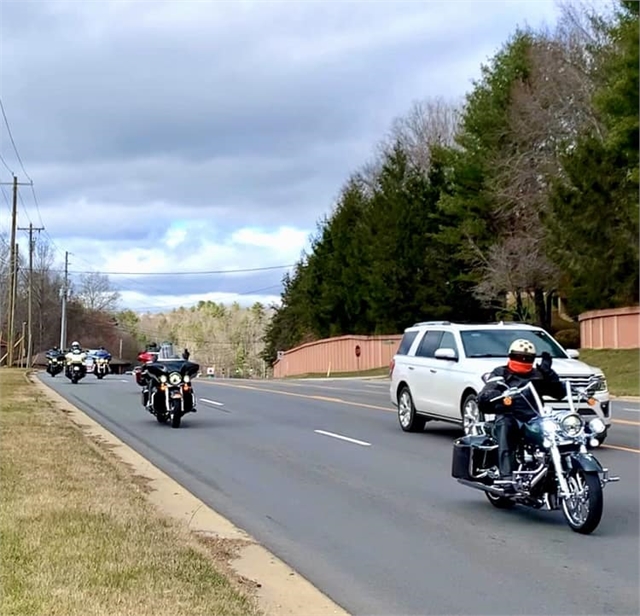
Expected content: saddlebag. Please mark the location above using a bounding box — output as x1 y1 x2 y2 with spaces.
452 435 499 480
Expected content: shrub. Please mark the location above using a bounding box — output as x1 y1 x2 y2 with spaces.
554 328 581 349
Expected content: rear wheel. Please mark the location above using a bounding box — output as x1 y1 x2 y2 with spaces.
461 393 484 436
397 386 427 433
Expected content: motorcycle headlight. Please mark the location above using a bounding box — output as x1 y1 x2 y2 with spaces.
561 413 584 436
168 372 182 385
183 374 190 383
160 375 167 383
588 417 606 435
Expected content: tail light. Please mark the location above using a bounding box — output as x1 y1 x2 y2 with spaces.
389 358 395 377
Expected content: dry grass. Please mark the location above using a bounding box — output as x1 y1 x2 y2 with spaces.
284 366 390 379
0 369 262 616
579 349 640 397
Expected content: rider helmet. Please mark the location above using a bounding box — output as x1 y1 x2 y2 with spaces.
507 338 536 374
70 341 81 352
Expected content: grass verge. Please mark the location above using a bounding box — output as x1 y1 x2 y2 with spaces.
579 349 639 397
0 369 262 616
284 366 390 379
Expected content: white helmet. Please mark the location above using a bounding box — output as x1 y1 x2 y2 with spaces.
508 338 536 357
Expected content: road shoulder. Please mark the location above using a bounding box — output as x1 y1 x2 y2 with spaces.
32 372 348 616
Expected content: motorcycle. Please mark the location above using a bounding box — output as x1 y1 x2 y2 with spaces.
45 352 65 377
65 353 87 384
451 376 619 534
141 356 200 428
94 356 110 379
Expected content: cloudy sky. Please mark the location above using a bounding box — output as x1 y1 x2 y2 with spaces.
0 0 562 314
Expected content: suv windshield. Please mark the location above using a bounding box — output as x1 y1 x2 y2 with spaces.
157 342 182 360
460 329 567 359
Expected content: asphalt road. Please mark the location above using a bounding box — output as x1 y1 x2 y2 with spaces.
39 372 640 615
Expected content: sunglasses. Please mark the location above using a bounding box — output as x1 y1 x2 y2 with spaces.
509 353 536 364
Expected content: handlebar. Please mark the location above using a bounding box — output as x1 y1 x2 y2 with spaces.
487 376 602 404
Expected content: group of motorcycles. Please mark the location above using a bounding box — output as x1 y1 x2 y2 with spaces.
45 339 619 534
452 375 620 535
45 346 112 384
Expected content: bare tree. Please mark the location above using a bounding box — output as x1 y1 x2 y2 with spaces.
383 96 462 174
74 272 120 312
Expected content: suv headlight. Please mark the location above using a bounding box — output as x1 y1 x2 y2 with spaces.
594 376 607 392
561 413 584 436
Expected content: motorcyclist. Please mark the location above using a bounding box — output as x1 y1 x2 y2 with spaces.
477 338 566 484
65 341 87 377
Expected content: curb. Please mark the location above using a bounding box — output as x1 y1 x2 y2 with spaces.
31 373 349 616
611 396 640 402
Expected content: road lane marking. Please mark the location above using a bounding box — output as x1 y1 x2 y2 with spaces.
602 444 640 454
314 430 371 447
612 419 640 426
200 398 224 406
200 381 395 412
199 381 640 453
622 407 640 413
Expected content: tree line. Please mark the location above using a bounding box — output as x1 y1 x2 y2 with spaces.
261 0 639 365
0 234 273 371
0 235 144 363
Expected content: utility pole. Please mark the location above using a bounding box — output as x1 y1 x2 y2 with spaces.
18 223 44 367
1 175 31 367
60 251 70 350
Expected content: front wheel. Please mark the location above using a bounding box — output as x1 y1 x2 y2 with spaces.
561 471 603 534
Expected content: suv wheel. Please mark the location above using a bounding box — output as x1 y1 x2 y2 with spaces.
398 386 427 433
461 392 483 436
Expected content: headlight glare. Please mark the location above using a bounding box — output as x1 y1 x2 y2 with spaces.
588 417 606 435
542 418 557 435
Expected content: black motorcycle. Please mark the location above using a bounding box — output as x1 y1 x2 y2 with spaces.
45 351 65 377
141 357 200 428
452 376 619 534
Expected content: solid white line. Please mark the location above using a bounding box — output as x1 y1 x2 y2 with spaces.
622 407 640 413
200 398 225 406
314 429 371 447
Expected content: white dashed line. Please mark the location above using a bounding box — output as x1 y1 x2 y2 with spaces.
314 429 371 447
200 398 225 407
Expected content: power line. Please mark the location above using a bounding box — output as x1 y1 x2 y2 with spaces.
59 263 296 276
0 98 31 182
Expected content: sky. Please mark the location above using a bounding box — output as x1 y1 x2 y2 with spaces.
0 0 563 314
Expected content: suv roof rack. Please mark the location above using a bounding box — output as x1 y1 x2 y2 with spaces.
411 320 452 327
491 321 536 326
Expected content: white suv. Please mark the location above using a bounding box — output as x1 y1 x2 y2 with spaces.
389 321 611 442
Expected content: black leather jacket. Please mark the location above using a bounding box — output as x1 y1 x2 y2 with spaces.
477 364 566 422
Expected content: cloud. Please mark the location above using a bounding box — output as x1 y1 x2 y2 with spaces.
1 0 561 312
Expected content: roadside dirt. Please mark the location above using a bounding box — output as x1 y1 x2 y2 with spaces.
31 373 350 616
